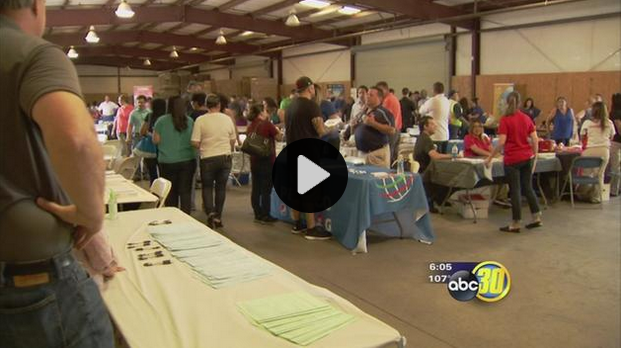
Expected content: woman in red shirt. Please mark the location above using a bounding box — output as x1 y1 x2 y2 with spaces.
247 104 283 224
486 92 542 233
463 120 492 157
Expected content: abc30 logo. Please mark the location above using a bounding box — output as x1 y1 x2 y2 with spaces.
447 261 511 302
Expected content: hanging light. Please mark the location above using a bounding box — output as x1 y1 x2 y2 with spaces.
115 0 135 18
67 46 78 59
338 6 361 15
170 47 179 58
215 30 227 45
85 25 100 43
285 10 300 27
143 58 152 66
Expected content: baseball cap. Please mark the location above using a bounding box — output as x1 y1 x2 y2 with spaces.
295 76 314 92
447 89 458 97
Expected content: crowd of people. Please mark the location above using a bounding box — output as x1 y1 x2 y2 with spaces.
88 77 621 236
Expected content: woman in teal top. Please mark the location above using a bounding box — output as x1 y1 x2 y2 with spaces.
263 97 281 126
153 96 196 214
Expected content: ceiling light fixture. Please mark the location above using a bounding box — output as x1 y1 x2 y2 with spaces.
299 0 330 8
215 30 227 45
285 10 300 27
143 58 152 66
115 0 135 19
338 6 361 15
85 25 100 43
240 31 255 36
190 47 198 51
170 47 179 58
67 46 78 59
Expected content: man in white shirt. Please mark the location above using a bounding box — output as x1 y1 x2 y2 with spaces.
419 82 450 152
97 95 118 122
191 94 237 229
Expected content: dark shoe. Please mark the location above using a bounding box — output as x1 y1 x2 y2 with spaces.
499 226 520 233
262 215 278 223
291 221 306 234
206 213 215 229
304 227 332 241
213 218 223 229
254 216 265 224
525 221 543 229
429 207 440 214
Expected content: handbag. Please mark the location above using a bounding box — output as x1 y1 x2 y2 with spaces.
241 124 272 157
133 134 157 158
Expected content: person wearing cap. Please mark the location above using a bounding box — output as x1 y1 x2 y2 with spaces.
191 94 237 229
285 76 331 240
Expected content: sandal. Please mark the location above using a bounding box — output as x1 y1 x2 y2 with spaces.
525 221 543 229
499 226 520 233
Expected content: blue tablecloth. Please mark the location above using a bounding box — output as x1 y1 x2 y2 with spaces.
270 165 435 250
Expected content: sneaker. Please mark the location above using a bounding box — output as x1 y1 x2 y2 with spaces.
304 227 332 241
291 221 306 234
213 218 223 229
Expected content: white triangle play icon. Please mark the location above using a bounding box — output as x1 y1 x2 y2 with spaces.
297 155 330 195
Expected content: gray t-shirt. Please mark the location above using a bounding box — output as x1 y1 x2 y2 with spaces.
0 15 83 261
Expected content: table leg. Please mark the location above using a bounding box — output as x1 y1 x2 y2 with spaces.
439 186 454 215
465 189 478 224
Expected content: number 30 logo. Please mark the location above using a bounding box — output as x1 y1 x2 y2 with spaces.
472 261 511 302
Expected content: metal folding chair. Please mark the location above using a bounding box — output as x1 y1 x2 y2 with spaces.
559 156 604 208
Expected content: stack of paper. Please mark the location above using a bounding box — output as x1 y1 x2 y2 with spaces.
148 223 271 288
238 292 355 346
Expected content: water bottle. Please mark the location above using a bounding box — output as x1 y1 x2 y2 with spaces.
397 155 405 175
451 144 458 160
108 190 118 220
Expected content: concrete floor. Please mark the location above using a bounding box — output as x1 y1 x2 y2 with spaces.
179 183 621 347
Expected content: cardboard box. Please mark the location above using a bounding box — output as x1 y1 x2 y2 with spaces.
602 183 611 202
453 194 490 219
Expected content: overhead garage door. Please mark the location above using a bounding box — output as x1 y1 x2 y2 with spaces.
355 37 449 93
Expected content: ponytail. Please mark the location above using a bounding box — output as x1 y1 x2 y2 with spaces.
504 91 521 117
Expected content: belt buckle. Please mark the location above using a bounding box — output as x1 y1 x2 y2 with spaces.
13 273 51 287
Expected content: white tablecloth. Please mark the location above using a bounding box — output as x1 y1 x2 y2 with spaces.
105 174 158 205
102 208 403 347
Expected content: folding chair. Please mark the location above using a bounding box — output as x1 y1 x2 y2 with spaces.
115 156 140 180
559 156 604 209
149 178 172 208
230 152 249 186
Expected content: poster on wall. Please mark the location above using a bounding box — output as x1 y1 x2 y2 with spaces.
133 85 154 104
326 84 345 98
492 83 515 120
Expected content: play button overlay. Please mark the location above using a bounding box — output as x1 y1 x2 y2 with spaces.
297 155 330 195
273 138 347 213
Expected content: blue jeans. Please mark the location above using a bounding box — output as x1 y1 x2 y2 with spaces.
200 155 232 218
0 252 114 347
